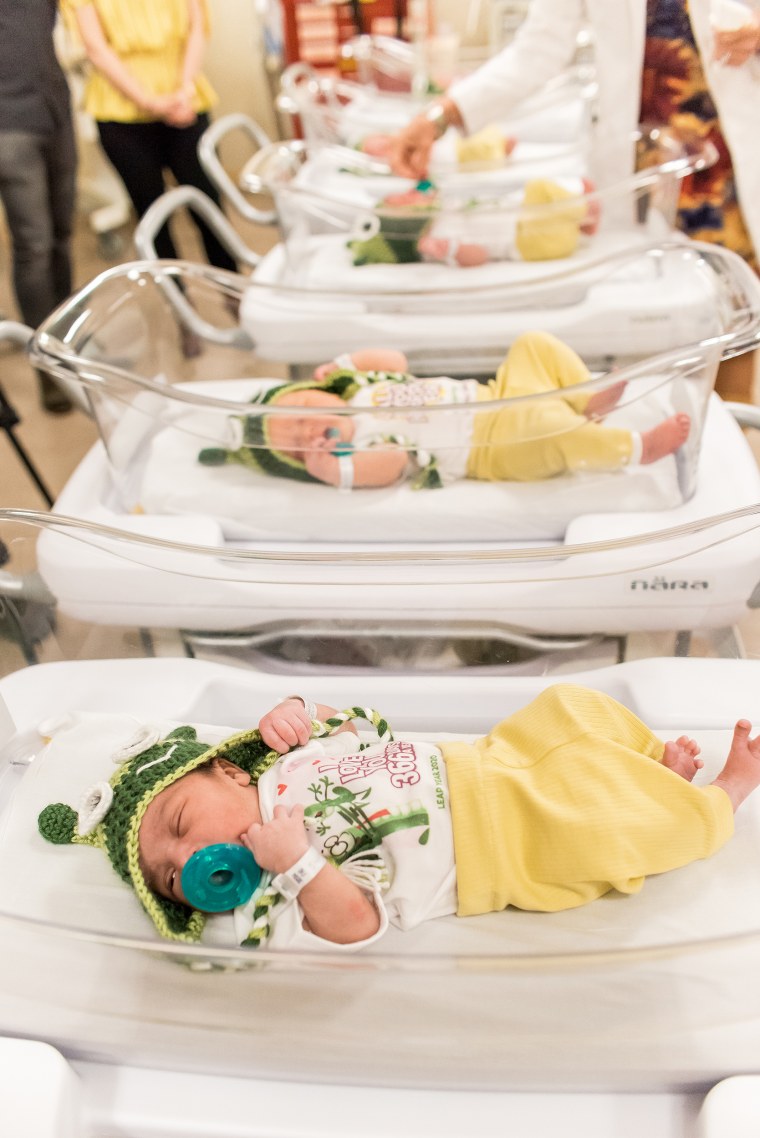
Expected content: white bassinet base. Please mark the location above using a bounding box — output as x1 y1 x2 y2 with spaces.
244 231 717 370
39 393 760 635
3 657 760 1096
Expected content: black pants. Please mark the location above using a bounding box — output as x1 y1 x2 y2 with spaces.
0 115 76 328
97 113 237 272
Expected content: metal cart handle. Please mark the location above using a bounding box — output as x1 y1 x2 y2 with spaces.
134 187 256 350
198 113 278 226
726 403 760 431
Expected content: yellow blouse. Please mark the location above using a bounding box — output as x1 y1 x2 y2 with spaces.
62 0 217 122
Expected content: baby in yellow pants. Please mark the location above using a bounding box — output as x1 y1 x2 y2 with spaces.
359 127 599 266
200 331 690 490
39 685 758 950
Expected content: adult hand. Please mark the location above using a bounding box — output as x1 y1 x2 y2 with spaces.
388 115 437 179
713 14 760 66
143 91 184 120
163 88 197 127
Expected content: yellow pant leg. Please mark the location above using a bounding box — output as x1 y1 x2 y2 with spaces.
442 685 735 915
488 330 592 400
469 333 632 480
516 179 587 261
455 125 507 168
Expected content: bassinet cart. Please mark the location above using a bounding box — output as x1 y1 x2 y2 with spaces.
3 246 757 669
137 125 718 375
2 636 760 1134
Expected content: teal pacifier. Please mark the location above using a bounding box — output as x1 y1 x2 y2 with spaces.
181 843 262 912
326 426 354 456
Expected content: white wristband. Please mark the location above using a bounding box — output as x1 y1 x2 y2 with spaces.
337 452 354 492
284 695 318 721
272 846 327 901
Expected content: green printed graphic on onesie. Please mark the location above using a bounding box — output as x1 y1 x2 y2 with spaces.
304 771 430 863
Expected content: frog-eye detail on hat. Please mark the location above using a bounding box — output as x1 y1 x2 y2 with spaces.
78 781 113 835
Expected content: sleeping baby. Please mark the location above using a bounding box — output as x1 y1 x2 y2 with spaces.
355 125 599 268
198 331 690 491
37 685 759 951
348 178 600 269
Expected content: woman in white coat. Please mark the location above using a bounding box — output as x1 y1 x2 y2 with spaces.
390 0 760 401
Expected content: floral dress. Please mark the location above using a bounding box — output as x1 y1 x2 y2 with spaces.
640 0 757 267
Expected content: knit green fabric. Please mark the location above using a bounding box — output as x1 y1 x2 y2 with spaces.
348 204 435 266
38 708 394 946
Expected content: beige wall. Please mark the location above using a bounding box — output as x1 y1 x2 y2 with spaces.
434 0 489 42
204 0 279 165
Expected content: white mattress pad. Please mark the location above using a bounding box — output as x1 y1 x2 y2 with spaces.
251 225 670 304
130 379 684 543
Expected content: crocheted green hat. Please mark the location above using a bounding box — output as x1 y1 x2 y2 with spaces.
37 707 393 944
37 723 284 943
348 187 437 267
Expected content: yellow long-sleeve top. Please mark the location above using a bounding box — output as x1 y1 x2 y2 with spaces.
62 0 216 122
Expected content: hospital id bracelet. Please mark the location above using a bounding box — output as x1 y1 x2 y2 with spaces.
272 846 327 901
283 695 319 721
336 451 354 492
424 101 449 139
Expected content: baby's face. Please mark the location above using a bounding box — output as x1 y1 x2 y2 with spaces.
266 389 354 460
138 760 260 906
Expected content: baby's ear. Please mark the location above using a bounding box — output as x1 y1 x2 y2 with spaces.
213 758 252 785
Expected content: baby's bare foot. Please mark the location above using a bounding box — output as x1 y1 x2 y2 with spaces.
640 413 691 464
580 178 601 235
417 234 489 267
662 735 703 781
585 378 627 419
711 720 760 811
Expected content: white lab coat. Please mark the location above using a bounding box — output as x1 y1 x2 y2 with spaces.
449 0 760 255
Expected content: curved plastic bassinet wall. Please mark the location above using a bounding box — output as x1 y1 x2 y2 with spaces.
277 59 596 150
1 509 760 1090
28 253 760 534
239 127 714 285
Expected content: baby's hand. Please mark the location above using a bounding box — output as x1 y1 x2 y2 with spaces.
303 442 343 486
259 698 314 753
243 804 309 873
313 360 341 381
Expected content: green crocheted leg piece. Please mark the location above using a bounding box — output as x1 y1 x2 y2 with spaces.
198 447 231 466
348 234 400 266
